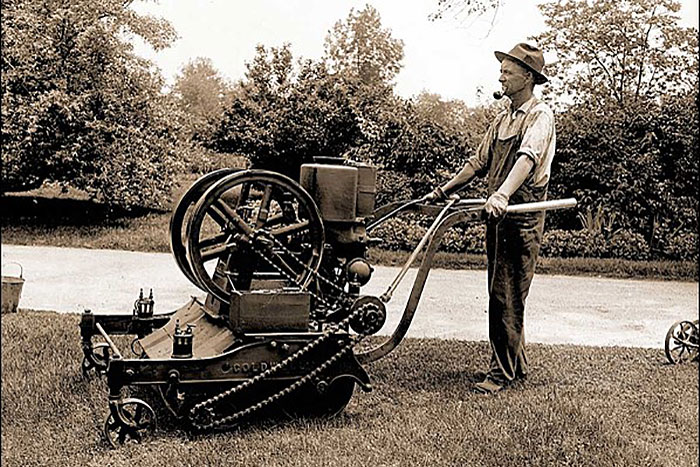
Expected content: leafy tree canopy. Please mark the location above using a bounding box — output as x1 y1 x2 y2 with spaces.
172 57 231 142
213 45 363 179
533 0 698 107
535 0 698 249
323 5 404 88
1 0 183 208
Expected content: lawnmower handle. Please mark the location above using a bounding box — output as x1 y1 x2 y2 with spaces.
505 197 577 213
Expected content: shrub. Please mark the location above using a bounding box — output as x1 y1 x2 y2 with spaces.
370 217 426 251
440 225 486 254
664 232 699 262
375 170 415 206
541 229 609 258
369 216 487 254
541 228 654 260
608 230 650 260
183 145 249 174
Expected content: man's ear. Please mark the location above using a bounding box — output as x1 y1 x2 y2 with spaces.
526 70 534 86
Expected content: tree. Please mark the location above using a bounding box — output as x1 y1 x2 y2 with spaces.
323 5 404 88
533 0 698 256
533 0 698 107
429 0 504 32
1 0 183 208
172 57 231 143
213 45 362 178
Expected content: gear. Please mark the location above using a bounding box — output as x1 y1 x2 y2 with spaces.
349 296 386 336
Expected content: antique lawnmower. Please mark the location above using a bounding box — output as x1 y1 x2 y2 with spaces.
664 319 699 364
78 156 576 447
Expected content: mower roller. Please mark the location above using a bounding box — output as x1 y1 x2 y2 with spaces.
78 156 576 447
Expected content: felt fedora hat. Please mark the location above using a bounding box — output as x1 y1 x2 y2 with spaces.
495 43 548 84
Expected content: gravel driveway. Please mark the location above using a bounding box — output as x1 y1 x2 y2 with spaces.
2 244 697 348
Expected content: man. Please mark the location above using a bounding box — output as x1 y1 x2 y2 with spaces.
424 43 556 394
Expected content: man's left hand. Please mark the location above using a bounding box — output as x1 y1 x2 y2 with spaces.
484 191 509 218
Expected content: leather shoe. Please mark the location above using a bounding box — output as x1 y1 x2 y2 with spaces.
473 377 504 394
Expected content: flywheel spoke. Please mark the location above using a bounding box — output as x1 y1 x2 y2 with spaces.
200 244 232 263
198 233 230 249
213 200 254 236
207 203 229 227
272 220 310 237
168 168 241 294
255 184 274 228
199 234 236 263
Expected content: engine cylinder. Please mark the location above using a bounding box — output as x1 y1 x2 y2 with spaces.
300 164 358 222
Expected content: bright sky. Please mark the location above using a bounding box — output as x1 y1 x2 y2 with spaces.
131 0 699 106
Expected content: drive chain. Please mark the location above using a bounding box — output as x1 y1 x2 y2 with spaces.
188 234 374 432
188 303 373 431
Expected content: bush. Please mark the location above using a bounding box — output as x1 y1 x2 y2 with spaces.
541 228 654 260
440 225 486 254
375 170 415 206
541 229 608 258
664 232 699 262
608 230 650 260
370 217 426 251
547 92 698 242
372 217 666 261
369 216 487 254
183 145 249 174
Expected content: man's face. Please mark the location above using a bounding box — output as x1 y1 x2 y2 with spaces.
499 58 532 97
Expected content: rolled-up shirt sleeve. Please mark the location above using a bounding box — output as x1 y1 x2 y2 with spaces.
464 118 498 177
517 108 554 166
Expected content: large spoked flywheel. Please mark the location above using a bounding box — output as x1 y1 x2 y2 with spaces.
170 168 241 289
186 170 325 304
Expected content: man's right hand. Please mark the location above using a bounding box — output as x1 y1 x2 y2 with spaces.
421 187 446 203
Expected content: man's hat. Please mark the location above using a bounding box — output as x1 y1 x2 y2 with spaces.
495 43 548 84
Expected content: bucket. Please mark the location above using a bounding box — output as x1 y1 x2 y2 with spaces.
2 262 25 313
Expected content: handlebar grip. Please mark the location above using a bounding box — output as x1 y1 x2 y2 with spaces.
506 198 577 213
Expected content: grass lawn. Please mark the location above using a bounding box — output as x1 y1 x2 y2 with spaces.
1 190 696 282
1 311 697 467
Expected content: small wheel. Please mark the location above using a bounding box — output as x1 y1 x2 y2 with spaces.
282 378 355 419
665 320 699 364
170 168 242 288
104 398 156 448
186 170 325 304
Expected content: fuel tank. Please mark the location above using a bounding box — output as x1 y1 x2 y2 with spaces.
300 159 377 223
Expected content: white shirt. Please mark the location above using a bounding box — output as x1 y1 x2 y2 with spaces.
466 96 556 188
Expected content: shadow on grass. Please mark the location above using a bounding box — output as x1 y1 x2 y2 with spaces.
1 194 163 227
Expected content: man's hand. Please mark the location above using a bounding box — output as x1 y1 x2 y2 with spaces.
421 187 446 203
484 191 509 218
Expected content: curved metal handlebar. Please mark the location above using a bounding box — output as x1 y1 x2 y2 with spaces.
368 197 577 232
357 197 577 365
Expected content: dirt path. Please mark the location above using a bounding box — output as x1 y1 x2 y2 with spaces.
2 244 697 348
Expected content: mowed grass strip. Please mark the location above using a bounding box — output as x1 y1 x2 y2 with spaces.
1 311 697 467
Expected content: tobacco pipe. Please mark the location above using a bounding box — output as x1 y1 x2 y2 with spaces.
493 90 505 100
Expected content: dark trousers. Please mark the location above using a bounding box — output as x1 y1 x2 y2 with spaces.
485 213 544 383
